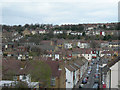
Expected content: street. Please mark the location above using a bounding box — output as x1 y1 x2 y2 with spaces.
83 63 97 88
75 57 101 89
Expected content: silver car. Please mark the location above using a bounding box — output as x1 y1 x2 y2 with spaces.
93 83 99 88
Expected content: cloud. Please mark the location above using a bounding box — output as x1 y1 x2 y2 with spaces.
0 0 119 3
1 0 119 25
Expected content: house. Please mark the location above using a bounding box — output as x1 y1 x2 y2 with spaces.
70 31 82 36
2 59 39 88
85 30 90 35
31 30 37 35
54 51 62 60
38 29 46 34
100 41 109 48
105 31 114 36
100 51 113 57
87 27 94 30
66 51 73 60
2 59 63 88
12 35 23 42
53 30 63 35
81 49 92 61
17 46 28 53
56 39 64 49
65 64 76 89
64 42 72 49
77 41 90 48
100 31 105 36
45 61 63 88
22 29 31 36
12 31 18 37
109 41 120 48
101 56 120 88
66 30 72 35
3 42 14 51
65 58 88 88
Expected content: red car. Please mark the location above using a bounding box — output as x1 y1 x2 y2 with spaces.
94 74 99 78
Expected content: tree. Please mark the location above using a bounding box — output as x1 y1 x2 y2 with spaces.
82 32 86 36
28 60 52 87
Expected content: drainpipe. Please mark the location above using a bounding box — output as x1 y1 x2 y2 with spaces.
109 69 111 88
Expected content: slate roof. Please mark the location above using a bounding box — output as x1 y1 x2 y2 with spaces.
2 58 63 80
45 61 61 77
65 64 75 71
102 56 120 74
65 57 87 71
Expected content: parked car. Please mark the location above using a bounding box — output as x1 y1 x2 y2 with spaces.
94 73 99 78
82 78 88 84
89 66 92 69
79 84 84 88
88 71 91 74
93 83 99 88
96 68 99 72
86 73 89 77
88 67 92 71
94 78 99 83
90 62 93 66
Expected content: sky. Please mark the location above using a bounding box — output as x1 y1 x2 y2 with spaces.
0 0 119 25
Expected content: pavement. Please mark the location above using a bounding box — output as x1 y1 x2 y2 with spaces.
74 68 89 88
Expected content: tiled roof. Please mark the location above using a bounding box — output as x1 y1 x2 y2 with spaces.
2 59 22 76
102 56 120 74
107 56 120 67
45 61 61 77
65 57 87 71
65 64 75 71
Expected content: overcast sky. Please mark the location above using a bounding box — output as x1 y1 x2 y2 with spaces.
0 0 119 25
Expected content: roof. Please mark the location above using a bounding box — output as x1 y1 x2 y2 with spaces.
0 80 15 86
107 56 120 67
65 64 75 71
39 44 55 51
45 61 61 77
102 56 120 74
2 59 22 77
40 40 52 45
101 51 114 54
65 57 87 71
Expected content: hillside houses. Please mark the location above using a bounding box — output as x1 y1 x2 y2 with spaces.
38 29 49 34
77 41 90 48
22 29 31 36
1 22 120 89
3 39 115 62
53 30 63 35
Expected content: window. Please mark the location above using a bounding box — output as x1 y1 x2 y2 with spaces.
51 77 56 86
65 79 67 82
22 75 26 80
